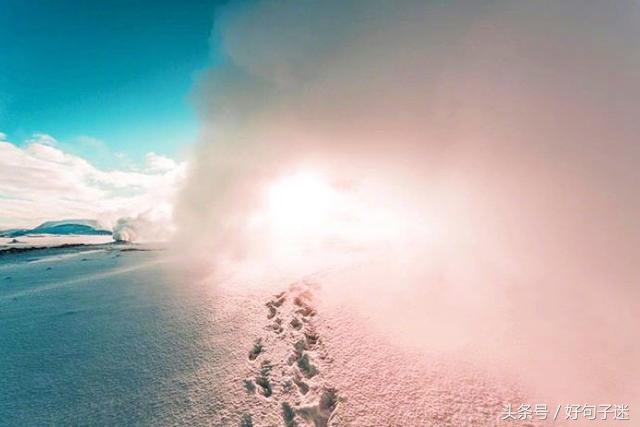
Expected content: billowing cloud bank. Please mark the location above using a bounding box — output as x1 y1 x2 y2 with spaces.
0 133 185 235
177 0 639 407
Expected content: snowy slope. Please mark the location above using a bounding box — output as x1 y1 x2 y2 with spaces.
1 219 111 237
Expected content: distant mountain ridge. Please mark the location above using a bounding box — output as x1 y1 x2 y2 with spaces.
0 219 111 237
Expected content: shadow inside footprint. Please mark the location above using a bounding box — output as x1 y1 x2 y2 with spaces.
267 304 277 319
269 318 284 334
272 293 286 307
255 376 272 397
243 379 256 393
298 388 339 427
240 413 253 427
290 317 303 330
294 297 316 317
293 376 309 395
248 338 263 361
297 353 317 378
282 402 296 427
319 388 338 413
256 361 273 397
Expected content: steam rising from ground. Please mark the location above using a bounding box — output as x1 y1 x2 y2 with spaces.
113 204 177 243
176 0 640 409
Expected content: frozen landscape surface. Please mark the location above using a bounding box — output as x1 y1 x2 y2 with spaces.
1 245 556 426
217 280 542 427
0 234 113 251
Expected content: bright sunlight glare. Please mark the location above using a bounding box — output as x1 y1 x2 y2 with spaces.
266 171 335 235
259 170 427 248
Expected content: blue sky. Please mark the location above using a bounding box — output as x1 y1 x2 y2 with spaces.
0 0 231 167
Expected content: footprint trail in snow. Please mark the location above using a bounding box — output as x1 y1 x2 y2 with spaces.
240 282 340 427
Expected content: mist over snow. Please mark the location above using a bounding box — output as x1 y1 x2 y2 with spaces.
112 208 176 243
0 132 186 239
174 0 640 410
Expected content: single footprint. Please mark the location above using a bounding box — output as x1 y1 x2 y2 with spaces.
248 338 264 361
243 378 256 393
256 360 273 397
282 402 296 427
304 329 320 348
295 302 316 318
298 388 339 427
287 339 307 365
297 353 318 378
269 318 284 334
293 374 309 395
267 304 277 319
239 413 253 427
319 388 339 414
290 317 303 330
255 376 272 397
266 293 286 320
272 292 286 307
292 295 305 307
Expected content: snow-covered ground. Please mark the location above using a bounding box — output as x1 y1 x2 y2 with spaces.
1 245 562 426
207 277 550 427
0 234 113 250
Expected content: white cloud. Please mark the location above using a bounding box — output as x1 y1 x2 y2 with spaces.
0 133 187 229
145 152 179 173
26 132 58 147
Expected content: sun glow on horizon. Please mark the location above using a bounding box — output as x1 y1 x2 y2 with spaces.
255 169 429 250
231 167 435 288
